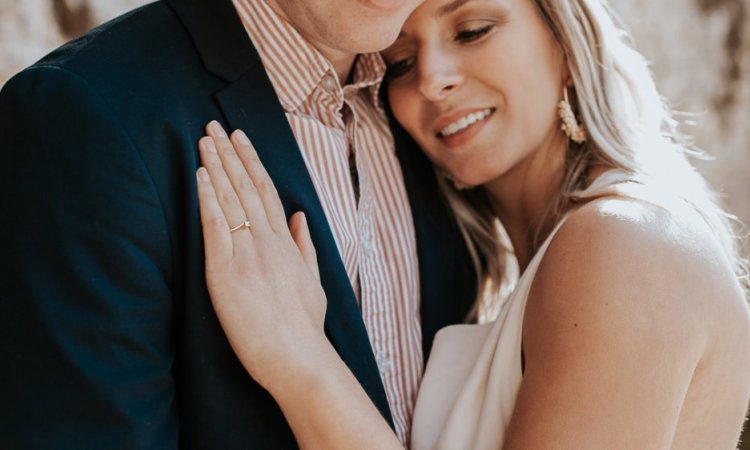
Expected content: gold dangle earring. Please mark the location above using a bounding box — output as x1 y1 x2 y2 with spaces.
558 87 587 144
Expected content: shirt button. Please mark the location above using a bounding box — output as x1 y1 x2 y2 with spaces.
361 235 374 256
375 351 393 375
359 230 375 256
321 74 338 92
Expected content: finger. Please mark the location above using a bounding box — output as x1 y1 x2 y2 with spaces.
231 129 288 234
289 212 320 281
205 121 270 235
196 167 233 266
198 136 253 245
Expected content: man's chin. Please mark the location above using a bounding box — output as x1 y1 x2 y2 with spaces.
358 0 408 12
349 28 403 53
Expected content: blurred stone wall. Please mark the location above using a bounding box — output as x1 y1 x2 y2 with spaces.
0 0 748 447
613 0 750 258
0 0 148 81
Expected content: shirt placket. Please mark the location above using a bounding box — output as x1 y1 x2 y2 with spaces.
347 93 397 386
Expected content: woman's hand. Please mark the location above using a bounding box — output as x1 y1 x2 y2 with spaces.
196 121 403 449
196 120 329 393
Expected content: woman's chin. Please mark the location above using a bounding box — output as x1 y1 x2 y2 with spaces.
443 171 484 191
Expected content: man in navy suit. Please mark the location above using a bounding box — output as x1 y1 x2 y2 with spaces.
0 0 476 448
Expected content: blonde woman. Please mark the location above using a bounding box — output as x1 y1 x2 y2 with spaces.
195 0 750 448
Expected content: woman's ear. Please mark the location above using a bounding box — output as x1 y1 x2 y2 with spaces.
561 57 573 87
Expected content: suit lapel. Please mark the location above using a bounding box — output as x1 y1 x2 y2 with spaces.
389 116 478 358
165 0 393 426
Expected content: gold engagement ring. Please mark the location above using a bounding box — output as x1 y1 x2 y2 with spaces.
229 220 251 233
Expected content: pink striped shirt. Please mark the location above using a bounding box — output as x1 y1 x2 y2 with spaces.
232 0 423 443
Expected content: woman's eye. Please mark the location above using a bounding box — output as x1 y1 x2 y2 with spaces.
455 24 494 43
386 57 416 79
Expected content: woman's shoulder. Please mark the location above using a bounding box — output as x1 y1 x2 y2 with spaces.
524 194 748 361
553 194 718 272
550 194 738 295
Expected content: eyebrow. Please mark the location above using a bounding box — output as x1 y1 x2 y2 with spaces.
436 0 484 17
393 0 491 39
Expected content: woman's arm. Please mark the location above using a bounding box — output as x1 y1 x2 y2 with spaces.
503 198 726 449
196 121 402 450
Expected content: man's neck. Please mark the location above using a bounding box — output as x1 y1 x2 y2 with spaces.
317 45 357 84
263 0 356 83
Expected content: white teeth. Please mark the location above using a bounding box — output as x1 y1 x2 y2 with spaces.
439 108 493 137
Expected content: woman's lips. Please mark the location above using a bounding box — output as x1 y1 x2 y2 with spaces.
435 108 496 149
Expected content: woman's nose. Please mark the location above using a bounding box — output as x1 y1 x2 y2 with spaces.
417 50 463 102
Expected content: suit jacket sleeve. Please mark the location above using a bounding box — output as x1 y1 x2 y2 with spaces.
0 66 178 449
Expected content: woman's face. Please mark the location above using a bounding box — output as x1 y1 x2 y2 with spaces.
383 0 569 188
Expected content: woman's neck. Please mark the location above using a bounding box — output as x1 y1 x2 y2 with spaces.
482 138 567 272
486 179 562 271
484 147 612 271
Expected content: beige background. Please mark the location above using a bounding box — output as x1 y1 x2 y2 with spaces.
0 0 748 445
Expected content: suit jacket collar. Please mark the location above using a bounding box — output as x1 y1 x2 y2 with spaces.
387 115 478 357
164 0 257 82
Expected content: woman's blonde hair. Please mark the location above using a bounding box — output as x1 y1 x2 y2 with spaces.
438 0 749 320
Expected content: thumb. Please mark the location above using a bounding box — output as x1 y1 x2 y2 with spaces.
289 212 320 281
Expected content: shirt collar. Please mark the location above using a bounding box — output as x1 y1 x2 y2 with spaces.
232 0 386 112
349 53 388 112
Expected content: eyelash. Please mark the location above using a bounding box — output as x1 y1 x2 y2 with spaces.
385 57 417 80
455 24 495 43
386 24 495 80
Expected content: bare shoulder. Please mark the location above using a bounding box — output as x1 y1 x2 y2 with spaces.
510 197 750 448
524 196 748 363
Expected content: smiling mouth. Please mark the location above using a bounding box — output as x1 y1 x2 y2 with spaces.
437 108 495 138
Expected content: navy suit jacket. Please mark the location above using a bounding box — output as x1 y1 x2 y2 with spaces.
0 0 476 448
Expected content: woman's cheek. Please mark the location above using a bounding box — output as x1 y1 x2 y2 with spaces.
390 93 417 134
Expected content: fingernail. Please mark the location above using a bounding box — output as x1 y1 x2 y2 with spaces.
196 167 209 182
209 121 228 138
234 129 251 146
201 137 216 153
